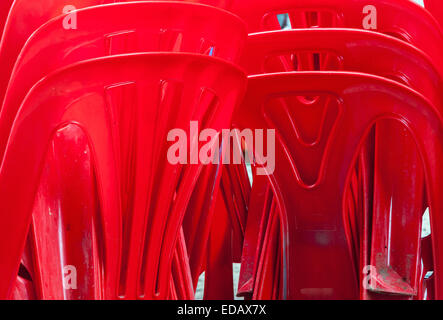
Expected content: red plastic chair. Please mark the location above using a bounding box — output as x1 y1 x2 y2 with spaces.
0 2 245 299
236 28 443 300
226 1 443 299
230 1 443 253
183 128 250 296
227 0 443 74
0 1 245 161
0 53 246 299
224 0 443 255
234 71 443 299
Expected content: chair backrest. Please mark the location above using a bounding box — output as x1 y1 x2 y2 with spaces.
0 52 246 299
0 0 245 108
228 0 443 76
0 1 246 300
234 71 443 299
237 27 443 300
0 0 104 107
243 28 443 108
231 5 443 296
0 1 245 162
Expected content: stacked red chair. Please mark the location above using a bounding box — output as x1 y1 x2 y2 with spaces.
1 0 443 301
236 28 443 300
0 1 246 299
235 70 443 299
210 0 443 300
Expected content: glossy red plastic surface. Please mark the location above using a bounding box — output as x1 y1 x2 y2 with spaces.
183 129 250 292
237 28 443 299
231 0 443 299
1 0 442 301
234 71 443 299
1 1 245 158
424 0 443 28
0 2 246 299
0 53 246 299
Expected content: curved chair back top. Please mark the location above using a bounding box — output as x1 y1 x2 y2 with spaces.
0 0 245 108
243 29 443 109
237 27 443 299
0 0 104 104
0 52 246 299
228 0 443 76
0 1 246 160
234 71 443 299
